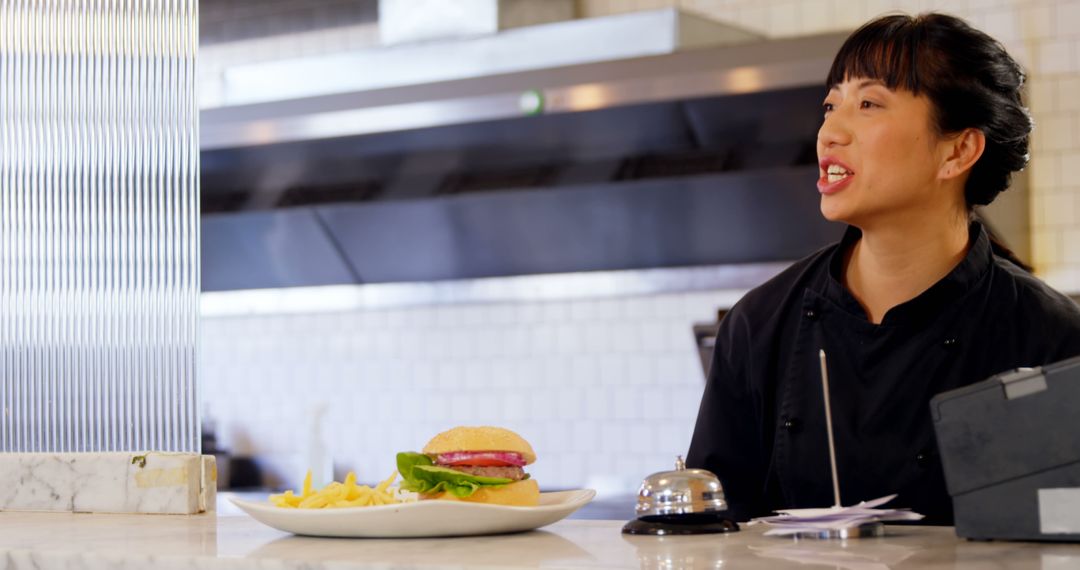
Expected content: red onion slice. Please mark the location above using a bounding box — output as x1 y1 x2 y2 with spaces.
435 451 526 466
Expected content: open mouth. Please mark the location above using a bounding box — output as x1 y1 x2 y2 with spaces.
825 163 853 183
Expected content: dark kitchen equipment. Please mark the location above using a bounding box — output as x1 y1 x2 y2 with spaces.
692 309 727 380
200 28 855 291
931 355 1080 542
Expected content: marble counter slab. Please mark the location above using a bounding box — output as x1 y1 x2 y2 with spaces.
2 510 1080 570
0 453 216 515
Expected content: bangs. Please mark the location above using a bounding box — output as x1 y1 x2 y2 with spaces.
826 15 925 93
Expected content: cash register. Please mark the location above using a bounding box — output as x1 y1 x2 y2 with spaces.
932 355 1080 542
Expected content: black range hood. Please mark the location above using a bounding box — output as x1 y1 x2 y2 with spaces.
201 30 852 291
202 165 838 288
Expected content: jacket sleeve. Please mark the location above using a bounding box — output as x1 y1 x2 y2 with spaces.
685 306 771 522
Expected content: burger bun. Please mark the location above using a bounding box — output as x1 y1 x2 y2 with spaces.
422 479 540 507
423 426 536 465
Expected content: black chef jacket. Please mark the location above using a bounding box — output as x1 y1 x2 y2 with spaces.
686 222 1080 524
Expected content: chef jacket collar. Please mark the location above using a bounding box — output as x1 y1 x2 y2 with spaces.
823 222 992 327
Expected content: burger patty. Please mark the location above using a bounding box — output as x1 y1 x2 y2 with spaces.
445 465 526 480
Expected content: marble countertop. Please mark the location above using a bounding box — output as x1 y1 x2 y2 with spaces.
3 509 1080 570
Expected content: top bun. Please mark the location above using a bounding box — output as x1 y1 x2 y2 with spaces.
423 426 536 465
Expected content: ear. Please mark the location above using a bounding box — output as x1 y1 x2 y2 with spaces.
939 128 985 181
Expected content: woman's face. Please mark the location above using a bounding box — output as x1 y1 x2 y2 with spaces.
816 77 955 228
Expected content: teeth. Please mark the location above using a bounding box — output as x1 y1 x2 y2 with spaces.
825 163 851 184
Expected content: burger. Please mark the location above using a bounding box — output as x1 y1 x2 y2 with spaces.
396 426 540 506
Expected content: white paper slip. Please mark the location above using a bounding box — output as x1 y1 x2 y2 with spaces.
750 494 924 536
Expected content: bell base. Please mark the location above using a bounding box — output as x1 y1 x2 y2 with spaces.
622 515 740 535
788 521 885 540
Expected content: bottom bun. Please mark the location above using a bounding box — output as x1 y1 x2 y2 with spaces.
422 479 540 507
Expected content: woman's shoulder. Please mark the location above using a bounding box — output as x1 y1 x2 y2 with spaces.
991 255 1080 341
993 257 1080 312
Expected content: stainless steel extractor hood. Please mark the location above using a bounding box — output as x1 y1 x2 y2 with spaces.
201 6 763 113
200 8 857 292
199 8 845 150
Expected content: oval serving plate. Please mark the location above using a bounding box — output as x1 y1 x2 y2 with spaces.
230 489 596 538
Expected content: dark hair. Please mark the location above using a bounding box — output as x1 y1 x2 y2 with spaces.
827 13 1033 270
827 13 1030 207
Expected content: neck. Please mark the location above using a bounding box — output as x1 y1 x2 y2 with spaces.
843 210 970 324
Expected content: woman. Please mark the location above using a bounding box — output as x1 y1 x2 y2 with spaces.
686 13 1080 525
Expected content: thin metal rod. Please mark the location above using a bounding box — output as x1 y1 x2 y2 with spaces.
819 349 842 508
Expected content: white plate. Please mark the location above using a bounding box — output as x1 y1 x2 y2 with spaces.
229 489 596 538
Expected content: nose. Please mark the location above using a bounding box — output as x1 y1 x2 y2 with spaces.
817 109 852 150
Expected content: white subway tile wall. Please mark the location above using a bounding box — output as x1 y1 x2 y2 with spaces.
200 0 1080 494
202 291 725 492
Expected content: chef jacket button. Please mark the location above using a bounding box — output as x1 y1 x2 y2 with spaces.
782 417 801 432
805 309 817 320
943 338 958 349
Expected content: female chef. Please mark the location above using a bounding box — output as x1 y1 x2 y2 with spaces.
686 12 1080 525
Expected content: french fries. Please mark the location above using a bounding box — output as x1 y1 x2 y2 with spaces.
269 469 415 508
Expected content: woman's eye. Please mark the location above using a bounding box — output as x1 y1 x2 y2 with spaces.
822 103 834 114
860 100 879 109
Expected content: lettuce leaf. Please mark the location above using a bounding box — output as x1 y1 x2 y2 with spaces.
396 452 517 498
